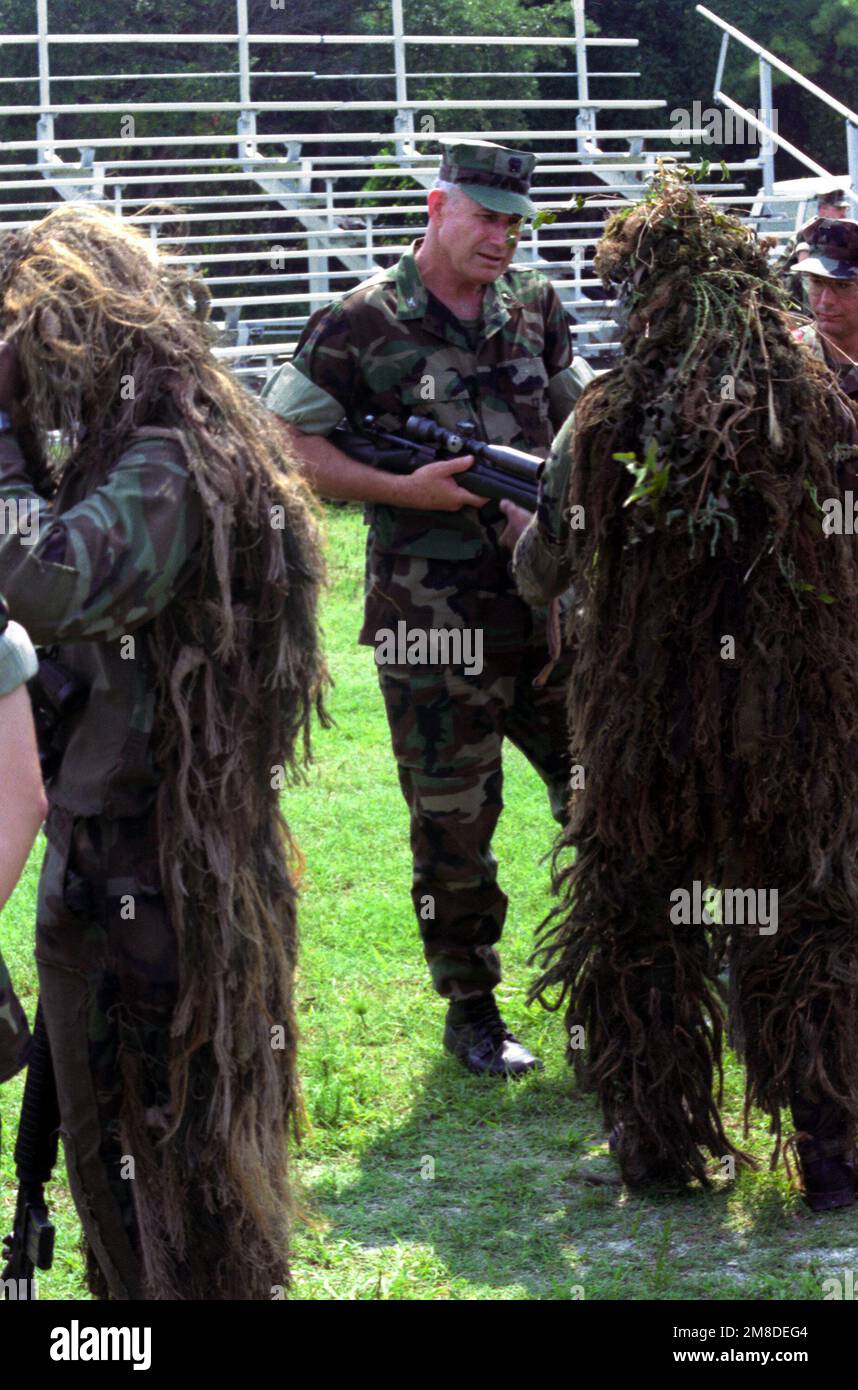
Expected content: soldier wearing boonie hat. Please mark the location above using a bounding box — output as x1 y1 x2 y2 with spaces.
437 138 539 219
793 216 858 399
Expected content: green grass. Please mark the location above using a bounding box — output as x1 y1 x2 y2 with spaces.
2 505 856 1300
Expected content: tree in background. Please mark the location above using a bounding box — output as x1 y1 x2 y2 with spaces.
588 0 858 180
249 0 573 141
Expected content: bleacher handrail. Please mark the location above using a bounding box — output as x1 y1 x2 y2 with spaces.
696 4 857 204
697 5 857 125
0 32 638 46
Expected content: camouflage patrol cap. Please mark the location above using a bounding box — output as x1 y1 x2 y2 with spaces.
437 138 538 218
797 217 858 281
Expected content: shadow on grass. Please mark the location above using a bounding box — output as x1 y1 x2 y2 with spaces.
295 1053 858 1299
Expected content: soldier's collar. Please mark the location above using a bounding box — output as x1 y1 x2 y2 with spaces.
392 239 522 326
392 241 430 319
482 275 520 336
793 320 858 390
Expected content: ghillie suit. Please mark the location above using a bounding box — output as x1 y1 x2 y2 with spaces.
0 205 327 1295
528 177 858 1199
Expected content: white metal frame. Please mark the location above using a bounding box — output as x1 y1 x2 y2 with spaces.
697 5 858 213
1 1 839 380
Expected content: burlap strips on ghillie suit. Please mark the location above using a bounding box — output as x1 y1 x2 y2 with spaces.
0 205 328 1296
530 175 858 1186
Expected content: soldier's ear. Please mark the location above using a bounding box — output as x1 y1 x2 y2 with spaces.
427 189 446 222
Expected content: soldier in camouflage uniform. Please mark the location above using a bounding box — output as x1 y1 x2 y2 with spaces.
0 205 324 1298
0 593 43 1084
512 223 858 774
0 414 204 1296
512 188 858 1208
792 216 858 401
264 140 592 1074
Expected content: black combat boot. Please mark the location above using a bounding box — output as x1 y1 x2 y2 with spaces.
443 993 542 1077
791 1095 856 1213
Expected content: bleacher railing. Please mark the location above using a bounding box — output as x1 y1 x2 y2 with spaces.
1 1 848 385
697 5 858 208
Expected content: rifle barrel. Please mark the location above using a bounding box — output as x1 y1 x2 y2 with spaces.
476 442 542 484
466 462 537 511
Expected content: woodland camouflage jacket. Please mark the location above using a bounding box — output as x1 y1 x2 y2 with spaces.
792 322 858 399
264 240 592 649
0 434 200 1081
0 428 202 817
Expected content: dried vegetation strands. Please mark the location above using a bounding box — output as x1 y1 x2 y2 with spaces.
530 174 858 1183
1 204 329 1296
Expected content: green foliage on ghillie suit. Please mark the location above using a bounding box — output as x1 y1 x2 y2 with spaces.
529 175 858 1186
0 206 328 1296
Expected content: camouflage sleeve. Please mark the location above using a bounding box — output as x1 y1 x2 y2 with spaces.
288 299 359 417
0 433 203 646
542 280 574 378
0 946 31 1083
261 360 346 433
512 409 576 607
548 354 596 431
0 619 38 696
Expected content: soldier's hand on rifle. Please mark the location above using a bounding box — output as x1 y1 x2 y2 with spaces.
498 499 533 549
0 340 22 412
401 455 488 512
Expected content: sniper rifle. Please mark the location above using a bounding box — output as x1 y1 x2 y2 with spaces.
1 1002 60 1296
331 414 542 512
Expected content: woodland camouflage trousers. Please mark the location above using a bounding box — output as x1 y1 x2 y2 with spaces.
377 643 573 999
36 804 175 1300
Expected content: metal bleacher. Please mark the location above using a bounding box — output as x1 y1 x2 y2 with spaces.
1 0 856 390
